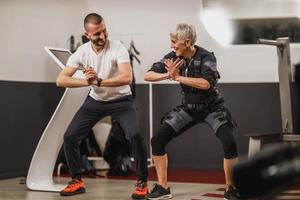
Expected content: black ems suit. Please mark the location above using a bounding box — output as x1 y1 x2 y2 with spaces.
149 46 238 159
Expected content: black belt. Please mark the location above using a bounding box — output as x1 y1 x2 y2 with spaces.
183 93 206 104
186 103 205 110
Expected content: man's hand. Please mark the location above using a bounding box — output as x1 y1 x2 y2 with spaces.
164 58 184 80
84 67 98 85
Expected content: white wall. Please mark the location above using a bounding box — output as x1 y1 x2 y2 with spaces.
1 0 300 83
0 0 201 83
0 0 88 82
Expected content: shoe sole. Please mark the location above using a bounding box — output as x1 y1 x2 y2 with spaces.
224 197 240 200
60 187 86 196
132 195 147 199
147 194 173 200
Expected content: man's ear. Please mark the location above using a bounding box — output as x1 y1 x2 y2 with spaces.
84 32 89 39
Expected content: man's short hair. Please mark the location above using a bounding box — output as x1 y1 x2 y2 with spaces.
170 23 197 45
84 13 104 30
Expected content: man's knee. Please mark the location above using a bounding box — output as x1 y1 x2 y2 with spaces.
63 127 80 144
63 132 75 144
130 133 147 151
129 133 148 158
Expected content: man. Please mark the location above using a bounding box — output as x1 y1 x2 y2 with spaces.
57 13 148 199
144 23 240 200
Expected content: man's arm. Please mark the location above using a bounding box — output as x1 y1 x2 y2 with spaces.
100 62 132 87
56 66 91 88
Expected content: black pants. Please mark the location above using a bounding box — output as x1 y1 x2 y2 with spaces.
63 95 148 181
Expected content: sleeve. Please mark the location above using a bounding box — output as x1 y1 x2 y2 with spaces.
116 43 130 64
148 52 175 73
66 48 82 69
201 52 220 85
148 59 167 73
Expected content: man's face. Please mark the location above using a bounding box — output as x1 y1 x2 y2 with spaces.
85 21 108 48
170 36 188 57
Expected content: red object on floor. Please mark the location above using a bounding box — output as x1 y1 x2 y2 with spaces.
56 167 226 184
202 193 224 198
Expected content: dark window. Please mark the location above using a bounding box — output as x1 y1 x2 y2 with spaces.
231 18 300 44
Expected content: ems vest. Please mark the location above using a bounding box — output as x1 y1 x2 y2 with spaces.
151 45 223 105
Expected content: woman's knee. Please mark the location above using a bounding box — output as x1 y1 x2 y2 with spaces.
151 135 166 156
151 124 176 156
216 123 238 159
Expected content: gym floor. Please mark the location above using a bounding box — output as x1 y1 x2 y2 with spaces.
1 168 300 200
1 178 224 200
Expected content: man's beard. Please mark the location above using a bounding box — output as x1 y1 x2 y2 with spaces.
92 39 106 48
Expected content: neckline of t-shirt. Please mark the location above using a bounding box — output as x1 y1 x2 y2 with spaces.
89 40 109 56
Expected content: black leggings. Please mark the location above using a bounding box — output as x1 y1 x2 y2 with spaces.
151 122 238 159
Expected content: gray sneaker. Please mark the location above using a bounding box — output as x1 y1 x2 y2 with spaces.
147 184 173 200
224 185 241 200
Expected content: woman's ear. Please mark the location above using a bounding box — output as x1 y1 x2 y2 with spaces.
185 39 191 47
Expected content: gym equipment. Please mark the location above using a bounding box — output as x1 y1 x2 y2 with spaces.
233 37 300 199
248 37 300 157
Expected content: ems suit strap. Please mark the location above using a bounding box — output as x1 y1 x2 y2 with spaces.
204 107 236 133
162 107 194 133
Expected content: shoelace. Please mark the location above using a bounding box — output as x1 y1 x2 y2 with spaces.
134 182 146 192
150 184 159 193
227 186 241 198
66 180 81 190
233 188 241 198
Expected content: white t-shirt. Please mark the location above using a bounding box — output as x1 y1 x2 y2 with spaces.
67 40 132 101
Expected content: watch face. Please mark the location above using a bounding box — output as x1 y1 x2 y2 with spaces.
97 78 102 86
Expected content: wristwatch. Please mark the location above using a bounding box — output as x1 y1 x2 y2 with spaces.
96 77 102 87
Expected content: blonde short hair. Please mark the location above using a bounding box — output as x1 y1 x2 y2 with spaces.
170 23 197 45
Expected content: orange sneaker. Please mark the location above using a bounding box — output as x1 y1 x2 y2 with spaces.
131 180 149 199
60 179 86 196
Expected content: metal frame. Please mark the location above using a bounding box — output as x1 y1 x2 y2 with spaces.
248 37 298 157
258 38 294 133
